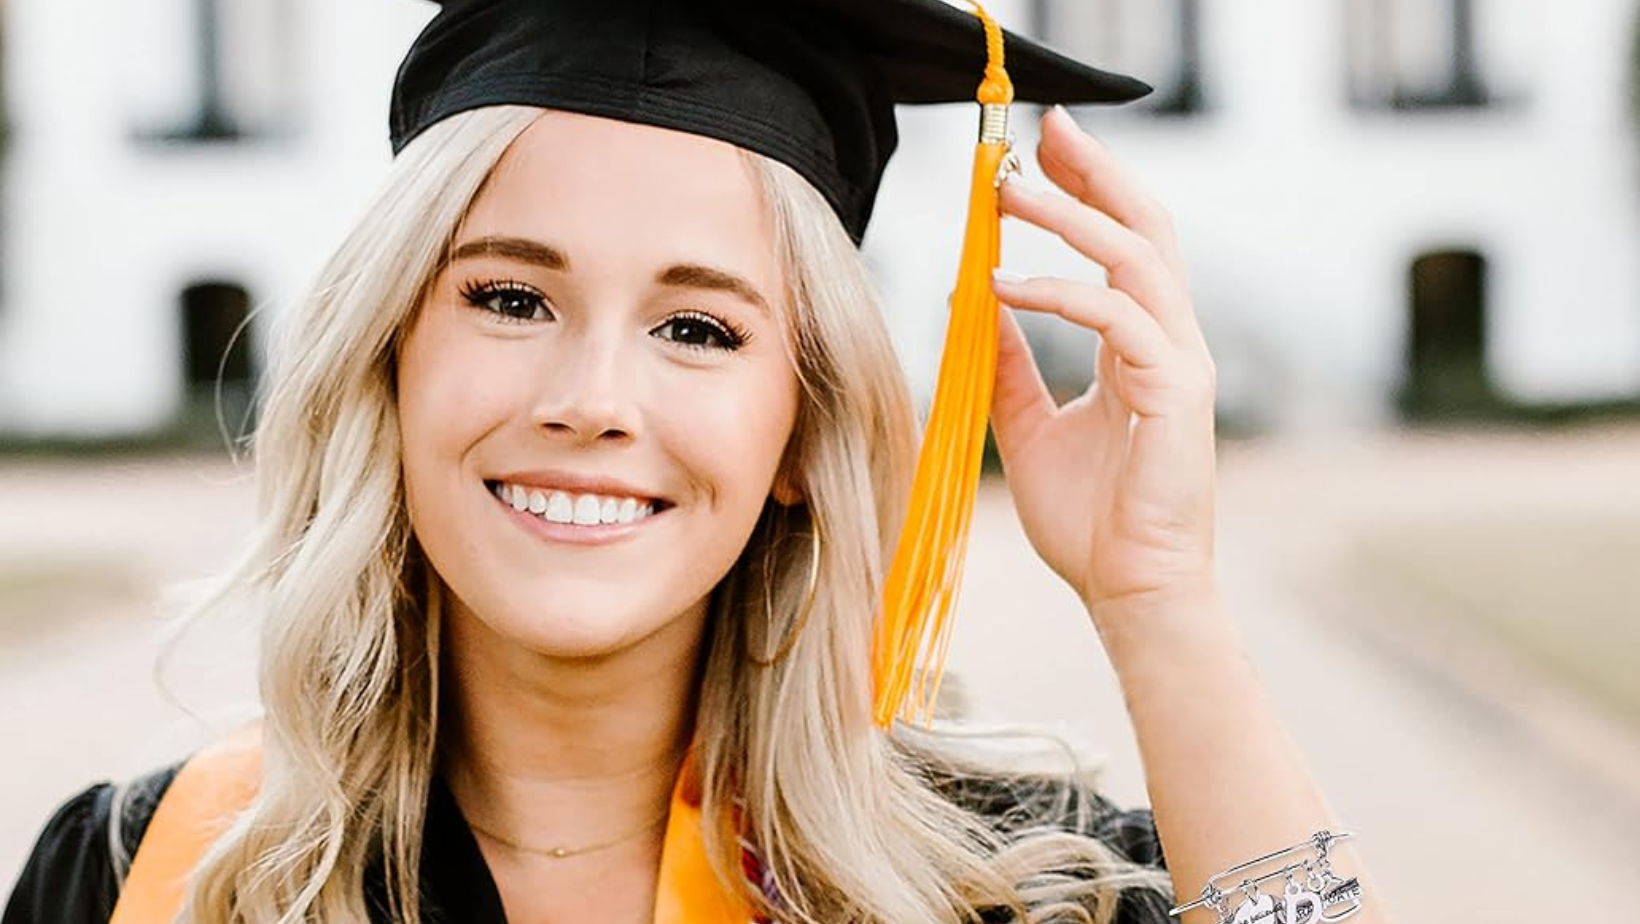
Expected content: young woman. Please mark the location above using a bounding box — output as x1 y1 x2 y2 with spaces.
4 2 1382 923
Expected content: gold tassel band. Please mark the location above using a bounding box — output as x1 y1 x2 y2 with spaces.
979 103 1010 144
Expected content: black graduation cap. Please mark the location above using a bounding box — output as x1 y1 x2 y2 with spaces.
390 0 1151 243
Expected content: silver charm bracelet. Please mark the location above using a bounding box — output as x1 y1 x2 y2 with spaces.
1166 830 1364 923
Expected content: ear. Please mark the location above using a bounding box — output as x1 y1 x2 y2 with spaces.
770 466 805 507
770 431 807 506
771 417 807 507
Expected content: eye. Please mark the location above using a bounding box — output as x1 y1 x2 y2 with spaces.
458 279 551 323
652 311 748 351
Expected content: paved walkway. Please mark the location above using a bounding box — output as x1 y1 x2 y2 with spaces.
3 428 1639 920
953 425 1640 922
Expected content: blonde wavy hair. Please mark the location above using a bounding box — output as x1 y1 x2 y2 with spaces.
162 105 1172 924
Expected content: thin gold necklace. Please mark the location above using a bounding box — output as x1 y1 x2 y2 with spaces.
466 807 672 859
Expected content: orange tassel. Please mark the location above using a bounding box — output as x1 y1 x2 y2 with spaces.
872 1 1017 728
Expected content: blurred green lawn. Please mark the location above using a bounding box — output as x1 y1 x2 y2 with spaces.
1351 515 1640 730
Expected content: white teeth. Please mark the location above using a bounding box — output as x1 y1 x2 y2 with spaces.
497 482 659 527
545 491 575 524
573 495 602 525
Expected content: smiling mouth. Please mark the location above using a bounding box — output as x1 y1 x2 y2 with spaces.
485 480 672 526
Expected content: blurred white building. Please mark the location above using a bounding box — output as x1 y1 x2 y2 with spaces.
0 0 1637 439
0 0 431 439
880 0 1640 428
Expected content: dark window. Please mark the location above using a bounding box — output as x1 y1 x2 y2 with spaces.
180 281 259 442
182 282 254 385
1398 250 1494 419
1031 0 1205 117
1346 0 1490 110
124 0 296 144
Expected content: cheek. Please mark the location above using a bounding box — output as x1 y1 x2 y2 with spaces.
672 368 800 504
396 312 515 529
399 317 513 460
397 325 454 543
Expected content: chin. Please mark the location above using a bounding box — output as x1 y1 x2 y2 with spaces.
463 585 700 662
512 616 657 660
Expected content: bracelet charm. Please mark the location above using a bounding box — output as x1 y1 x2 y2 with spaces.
1231 884 1278 924
1280 870 1322 924
1167 830 1365 924
1317 878 1362 921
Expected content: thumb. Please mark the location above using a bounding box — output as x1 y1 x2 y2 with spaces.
990 303 1053 461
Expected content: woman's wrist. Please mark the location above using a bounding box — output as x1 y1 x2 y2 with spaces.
1084 576 1243 672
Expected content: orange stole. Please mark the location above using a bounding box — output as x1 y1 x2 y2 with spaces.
109 725 261 924
109 726 752 924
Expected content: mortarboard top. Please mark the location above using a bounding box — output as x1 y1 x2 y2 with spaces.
390 0 1151 243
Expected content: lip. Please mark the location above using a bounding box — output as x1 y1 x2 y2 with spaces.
489 483 666 547
487 469 669 506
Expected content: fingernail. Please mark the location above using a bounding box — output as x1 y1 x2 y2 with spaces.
1049 103 1085 131
992 268 1028 286
1000 172 1045 197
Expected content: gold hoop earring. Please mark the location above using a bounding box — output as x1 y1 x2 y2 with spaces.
748 520 823 667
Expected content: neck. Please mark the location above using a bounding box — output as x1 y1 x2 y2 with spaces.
438 594 708 857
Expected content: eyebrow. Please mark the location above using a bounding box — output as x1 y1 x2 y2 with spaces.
656 263 772 316
450 236 569 270
449 235 772 315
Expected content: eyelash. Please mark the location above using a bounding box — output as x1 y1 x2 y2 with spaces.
456 279 750 352
657 310 750 352
458 278 549 322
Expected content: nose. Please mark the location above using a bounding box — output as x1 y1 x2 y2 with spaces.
529 325 641 444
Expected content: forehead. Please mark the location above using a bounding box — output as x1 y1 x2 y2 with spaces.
457 110 781 293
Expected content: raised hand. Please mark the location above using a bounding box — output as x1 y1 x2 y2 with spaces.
989 106 1219 622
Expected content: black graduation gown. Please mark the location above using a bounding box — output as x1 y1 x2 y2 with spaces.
3 765 1172 924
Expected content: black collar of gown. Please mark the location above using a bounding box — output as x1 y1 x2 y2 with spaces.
364 774 509 922
353 771 1168 924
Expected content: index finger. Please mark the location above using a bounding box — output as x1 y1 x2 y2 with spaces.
1036 106 1188 283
